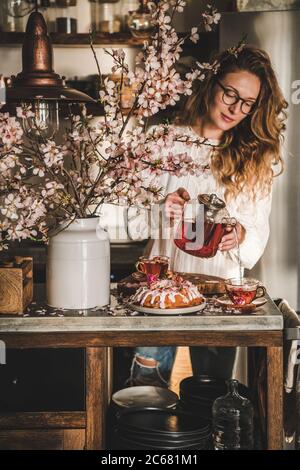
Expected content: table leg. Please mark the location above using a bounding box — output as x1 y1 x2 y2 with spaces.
267 346 283 450
248 347 267 448
85 347 109 450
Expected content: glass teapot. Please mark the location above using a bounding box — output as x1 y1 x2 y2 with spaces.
174 193 236 258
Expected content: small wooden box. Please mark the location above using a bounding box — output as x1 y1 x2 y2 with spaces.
0 257 33 314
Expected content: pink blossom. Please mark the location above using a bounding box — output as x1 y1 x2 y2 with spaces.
33 167 45 178
190 27 199 44
16 105 35 119
41 141 64 167
202 5 221 32
0 1 223 249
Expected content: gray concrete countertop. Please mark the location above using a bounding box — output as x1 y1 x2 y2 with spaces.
0 286 283 333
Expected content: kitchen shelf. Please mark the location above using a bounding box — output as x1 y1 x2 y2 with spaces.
0 31 144 46
0 31 217 48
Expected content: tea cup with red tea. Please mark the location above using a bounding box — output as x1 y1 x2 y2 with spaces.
224 278 266 306
135 255 169 282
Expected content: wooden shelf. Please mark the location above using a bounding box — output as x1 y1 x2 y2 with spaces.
0 31 145 46
0 31 217 48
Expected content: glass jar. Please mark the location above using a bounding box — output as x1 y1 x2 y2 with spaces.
98 2 121 33
55 0 77 5
89 0 99 32
120 0 139 32
0 0 27 32
212 379 254 450
127 0 155 39
89 0 121 33
55 0 77 33
42 0 56 33
39 0 51 9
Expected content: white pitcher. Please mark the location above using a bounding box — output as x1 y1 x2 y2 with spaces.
46 217 110 309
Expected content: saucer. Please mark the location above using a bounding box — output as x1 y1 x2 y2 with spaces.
216 296 267 312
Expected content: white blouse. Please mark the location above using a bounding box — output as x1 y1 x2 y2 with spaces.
127 126 272 279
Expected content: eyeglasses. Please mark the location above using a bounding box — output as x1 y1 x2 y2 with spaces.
217 81 257 115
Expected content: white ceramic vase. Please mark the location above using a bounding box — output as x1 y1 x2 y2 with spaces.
46 217 110 309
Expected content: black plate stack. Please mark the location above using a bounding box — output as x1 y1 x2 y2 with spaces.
113 407 212 450
178 375 250 420
111 385 179 413
108 386 179 448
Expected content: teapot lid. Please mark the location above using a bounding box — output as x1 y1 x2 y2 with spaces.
197 193 226 211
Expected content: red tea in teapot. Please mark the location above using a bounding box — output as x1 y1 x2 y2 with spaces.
174 193 235 259
174 220 227 258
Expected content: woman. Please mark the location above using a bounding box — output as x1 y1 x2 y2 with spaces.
123 45 287 387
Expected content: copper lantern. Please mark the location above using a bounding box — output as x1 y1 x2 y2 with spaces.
5 9 95 135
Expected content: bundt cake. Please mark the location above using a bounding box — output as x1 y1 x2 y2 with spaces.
131 275 205 309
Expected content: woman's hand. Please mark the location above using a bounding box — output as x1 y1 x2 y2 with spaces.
163 187 190 222
218 222 245 252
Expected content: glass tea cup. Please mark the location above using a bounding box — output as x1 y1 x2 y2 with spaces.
135 255 169 281
224 278 266 306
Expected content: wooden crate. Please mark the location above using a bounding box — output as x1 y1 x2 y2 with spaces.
0 257 33 314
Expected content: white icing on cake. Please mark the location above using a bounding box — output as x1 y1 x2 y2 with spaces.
131 277 204 309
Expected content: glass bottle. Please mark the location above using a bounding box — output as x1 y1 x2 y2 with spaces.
212 379 254 450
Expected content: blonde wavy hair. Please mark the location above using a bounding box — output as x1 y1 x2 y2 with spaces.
176 45 288 201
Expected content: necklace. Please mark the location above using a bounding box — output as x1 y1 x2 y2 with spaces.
188 126 221 145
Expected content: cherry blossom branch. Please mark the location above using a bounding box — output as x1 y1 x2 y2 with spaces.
61 168 85 217
0 2 228 249
89 33 104 91
21 140 83 218
118 80 146 138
